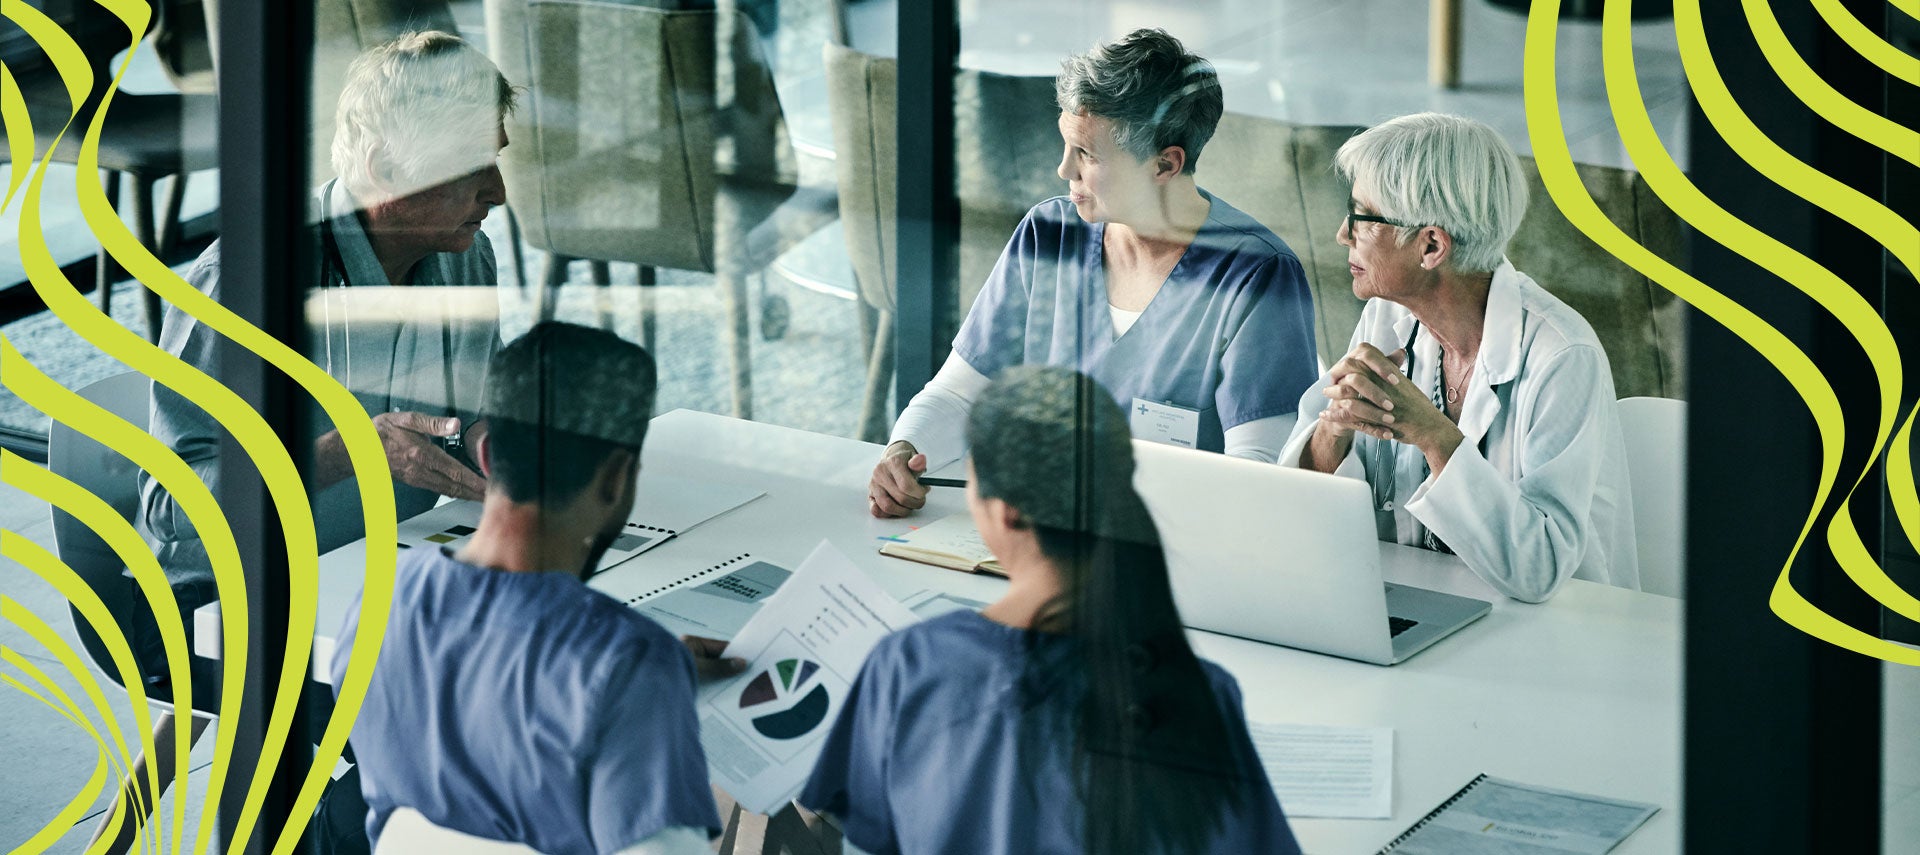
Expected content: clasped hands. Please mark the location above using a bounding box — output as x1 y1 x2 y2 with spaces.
1316 343 1464 470
315 411 488 501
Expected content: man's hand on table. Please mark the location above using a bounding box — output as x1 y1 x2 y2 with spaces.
682 635 748 681
868 441 929 518
314 411 487 501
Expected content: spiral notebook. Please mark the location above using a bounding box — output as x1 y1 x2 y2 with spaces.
1377 773 1658 854
621 553 793 640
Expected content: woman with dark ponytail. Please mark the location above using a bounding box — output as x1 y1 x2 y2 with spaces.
802 366 1301 854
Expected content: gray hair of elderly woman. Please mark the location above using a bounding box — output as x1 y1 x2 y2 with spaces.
331 31 517 204
966 366 1154 543
1054 28 1223 174
1334 112 1530 274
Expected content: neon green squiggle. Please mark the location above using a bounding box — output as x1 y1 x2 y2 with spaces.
1 452 196 853
1 63 32 213
0 597 153 846
1 661 119 853
1668 0 1920 657
1811 0 1920 86
1525 0 1920 666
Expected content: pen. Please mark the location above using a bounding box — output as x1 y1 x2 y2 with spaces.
918 476 967 488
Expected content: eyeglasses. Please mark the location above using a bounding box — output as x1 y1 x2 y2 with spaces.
1343 209 1408 238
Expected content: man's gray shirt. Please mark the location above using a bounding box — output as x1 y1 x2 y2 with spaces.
141 179 502 586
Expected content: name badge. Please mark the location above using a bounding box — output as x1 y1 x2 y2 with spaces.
1130 398 1201 449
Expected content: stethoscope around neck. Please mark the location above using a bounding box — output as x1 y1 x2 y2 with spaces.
315 181 461 423
1365 318 1483 555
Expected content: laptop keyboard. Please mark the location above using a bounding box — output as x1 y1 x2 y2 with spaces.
1388 616 1420 638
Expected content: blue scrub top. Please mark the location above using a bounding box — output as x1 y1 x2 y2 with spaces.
334 547 722 855
798 611 1302 855
953 192 1318 453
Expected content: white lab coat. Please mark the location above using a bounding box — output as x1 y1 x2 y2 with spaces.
1279 261 1639 602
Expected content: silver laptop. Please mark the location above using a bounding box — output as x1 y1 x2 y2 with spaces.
1130 439 1490 665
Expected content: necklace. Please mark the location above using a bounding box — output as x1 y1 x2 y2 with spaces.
1443 353 1475 406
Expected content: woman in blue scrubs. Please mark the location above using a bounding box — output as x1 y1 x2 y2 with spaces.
808 367 1302 855
868 28 1319 518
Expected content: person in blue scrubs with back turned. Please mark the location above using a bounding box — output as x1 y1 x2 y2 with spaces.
867 28 1319 518
809 366 1302 855
335 322 742 854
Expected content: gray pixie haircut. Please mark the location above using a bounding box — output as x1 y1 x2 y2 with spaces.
1334 113 1529 274
331 31 517 203
1054 28 1223 173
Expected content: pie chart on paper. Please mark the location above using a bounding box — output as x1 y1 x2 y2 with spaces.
737 658 829 740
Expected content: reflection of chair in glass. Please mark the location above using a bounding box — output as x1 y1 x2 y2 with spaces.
486 0 839 419
1618 396 1686 599
3 1 217 342
822 43 895 442
824 45 1062 440
48 373 214 854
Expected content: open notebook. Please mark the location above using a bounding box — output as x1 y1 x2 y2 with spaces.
878 512 1004 577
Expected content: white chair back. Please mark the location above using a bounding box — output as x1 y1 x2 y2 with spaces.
374 808 542 854
1618 397 1687 598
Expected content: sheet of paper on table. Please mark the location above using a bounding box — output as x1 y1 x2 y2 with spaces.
1248 721 1394 819
698 541 921 815
636 558 792 639
629 470 765 535
398 501 668 574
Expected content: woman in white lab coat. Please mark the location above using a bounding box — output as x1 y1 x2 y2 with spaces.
1279 112 1638 603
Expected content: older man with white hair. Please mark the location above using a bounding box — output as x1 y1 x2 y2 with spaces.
1279 112 1638 604
143 29 510 607
133 30 515 855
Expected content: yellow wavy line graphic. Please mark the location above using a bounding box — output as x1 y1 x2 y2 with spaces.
1668 0 1920 655
1 333 246 851
1 534 165 853
1 64 30 213
5 0 403 848
1663 0 1916 623
0 462 193 853
1812 0 1920 86
2 664 117 849
1744 0 1920 170
1735 0 1920 626
0 598 147 848
67 3 400 847
1527 0 1920 664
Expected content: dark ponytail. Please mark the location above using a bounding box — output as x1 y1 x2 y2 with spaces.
969 366 1252 854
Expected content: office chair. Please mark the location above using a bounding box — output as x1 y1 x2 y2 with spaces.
1618 396 1686 599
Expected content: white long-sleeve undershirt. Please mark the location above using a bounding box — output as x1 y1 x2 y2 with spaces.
888 350 1295 467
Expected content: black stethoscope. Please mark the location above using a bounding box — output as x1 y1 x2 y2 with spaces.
318 183 466 457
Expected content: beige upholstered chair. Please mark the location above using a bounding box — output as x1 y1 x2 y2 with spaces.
824 45 1061 439
487 0 838 419
823 43 897 442
1201 117 1689 399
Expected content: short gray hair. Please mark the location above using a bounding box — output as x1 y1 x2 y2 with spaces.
1334 113 1528 274
1054 28 1222 173
331 31 517 203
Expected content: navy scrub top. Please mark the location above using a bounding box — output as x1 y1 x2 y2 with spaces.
953 192 1319 452
334 547 722 854
799 611 1303 855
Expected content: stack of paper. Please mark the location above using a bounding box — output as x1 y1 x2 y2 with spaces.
1248 721 1394 819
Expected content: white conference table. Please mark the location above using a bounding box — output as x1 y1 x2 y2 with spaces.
196 409 1681 854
